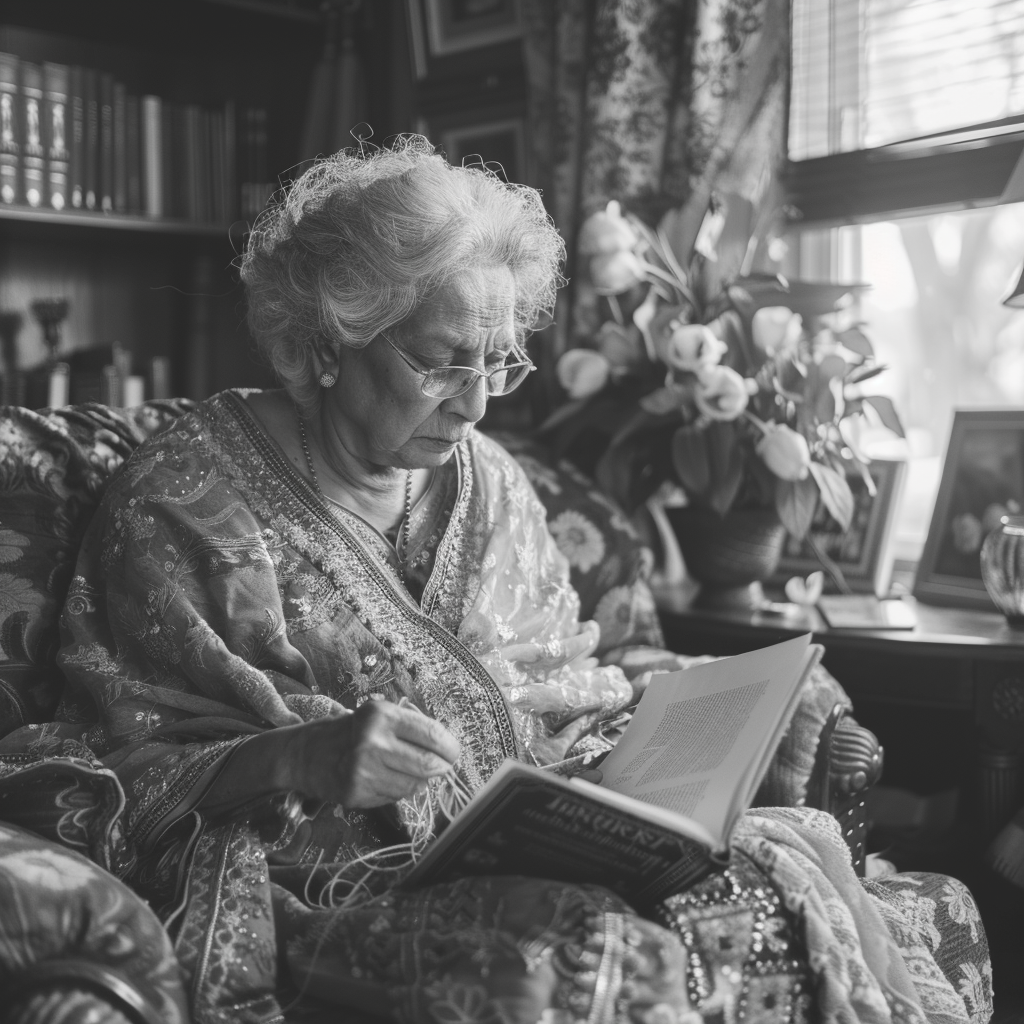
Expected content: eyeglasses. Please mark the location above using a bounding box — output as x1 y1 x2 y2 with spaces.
383 334 536 399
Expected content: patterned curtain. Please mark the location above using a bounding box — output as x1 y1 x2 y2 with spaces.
522 0 791 400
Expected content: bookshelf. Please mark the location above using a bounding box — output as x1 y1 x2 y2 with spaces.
0 0 412 403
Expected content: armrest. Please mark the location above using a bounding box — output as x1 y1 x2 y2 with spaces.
805 703 884 876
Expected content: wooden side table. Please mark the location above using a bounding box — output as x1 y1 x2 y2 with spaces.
653 584 1024 836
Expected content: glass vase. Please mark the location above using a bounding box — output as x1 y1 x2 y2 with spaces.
980 515 1024 625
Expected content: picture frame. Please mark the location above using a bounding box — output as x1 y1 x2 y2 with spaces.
438 115 525 183
405 0 524 76
771 459 907 597
914 409 1024 609
420 0 523 58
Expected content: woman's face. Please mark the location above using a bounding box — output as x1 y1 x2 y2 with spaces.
323 264 517 471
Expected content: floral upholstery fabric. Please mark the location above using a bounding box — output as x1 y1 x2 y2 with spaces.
490 432 665 654
0 819 188 1023
865 872 993 1024
0 400 195 738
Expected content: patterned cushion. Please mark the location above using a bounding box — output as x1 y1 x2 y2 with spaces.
864 871 993 1023
0 820 188 1023
493 433 665 655
0 401 195 738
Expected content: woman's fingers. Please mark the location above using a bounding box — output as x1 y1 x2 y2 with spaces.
390 706 461 765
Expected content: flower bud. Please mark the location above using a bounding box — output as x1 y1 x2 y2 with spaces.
756 423 812 481
556 348 612 399
654 319 727 373
694 366 749 421
590 250 646 295
752 306 803 357
578 200 639 256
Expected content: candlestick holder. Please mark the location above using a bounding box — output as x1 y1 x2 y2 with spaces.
29 298 70 367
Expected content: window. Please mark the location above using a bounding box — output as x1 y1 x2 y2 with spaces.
786 0 1024 564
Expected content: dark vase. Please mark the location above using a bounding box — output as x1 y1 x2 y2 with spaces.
666 504 787 610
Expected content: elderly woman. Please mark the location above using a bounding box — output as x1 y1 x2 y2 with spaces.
1 139 972 1024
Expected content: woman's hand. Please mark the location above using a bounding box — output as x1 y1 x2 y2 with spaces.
278 701 461 809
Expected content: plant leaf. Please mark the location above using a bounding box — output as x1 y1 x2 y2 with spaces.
775 477 819 539
640 385 686 415
709 452 744 515
863 394 906 438
846 364 885 384
809 461 855 530
536 397 591 433
817 354 847 382
726 285 755 320
836 327 874 358
671 424 710 497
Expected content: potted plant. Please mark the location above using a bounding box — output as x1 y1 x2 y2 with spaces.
543 197 904 605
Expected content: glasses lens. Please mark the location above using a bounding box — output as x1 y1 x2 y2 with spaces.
422 366 480 399
487 361 531 396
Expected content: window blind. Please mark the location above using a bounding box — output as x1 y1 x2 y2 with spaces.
790 0 1024 161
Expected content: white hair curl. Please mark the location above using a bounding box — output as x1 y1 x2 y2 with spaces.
240 136 565 414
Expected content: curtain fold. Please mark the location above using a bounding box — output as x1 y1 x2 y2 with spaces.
522 0 791 378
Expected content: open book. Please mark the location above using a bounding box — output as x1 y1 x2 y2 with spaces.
406 634 822 910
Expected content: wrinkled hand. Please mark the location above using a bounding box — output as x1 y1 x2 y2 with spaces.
280 701 461 809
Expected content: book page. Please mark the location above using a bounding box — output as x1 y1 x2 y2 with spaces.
597 634 813 848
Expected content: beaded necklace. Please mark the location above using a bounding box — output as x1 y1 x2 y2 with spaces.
297 413 414 582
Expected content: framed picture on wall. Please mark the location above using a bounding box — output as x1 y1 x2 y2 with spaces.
771 459 907 597
406 0 524 76
425 0 523 56
914 409 1024 608
438 116 525 182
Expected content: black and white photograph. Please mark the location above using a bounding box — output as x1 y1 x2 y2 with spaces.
0 2 1022 1021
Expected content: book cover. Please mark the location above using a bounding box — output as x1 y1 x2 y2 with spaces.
141 94 162 217
0 52 19 205
83 67 98 210
126 94 141 214
407 761 718 912
20 61 44 208
99 72 114 213
69 65 84 209
409 635 818 911
113 80 126 213
43 62 69 211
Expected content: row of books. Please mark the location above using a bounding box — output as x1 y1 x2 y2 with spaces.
0 53 277 224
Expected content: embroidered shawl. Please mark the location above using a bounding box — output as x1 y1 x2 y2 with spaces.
12 390 631 886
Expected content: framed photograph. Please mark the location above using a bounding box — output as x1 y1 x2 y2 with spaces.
914 410 1024 608
771 459 908 597
421 0 523 57
438 115 525 183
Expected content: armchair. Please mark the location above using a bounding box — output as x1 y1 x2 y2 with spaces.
0 400 990 1024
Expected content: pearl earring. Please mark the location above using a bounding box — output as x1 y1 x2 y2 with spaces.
319 371 337 389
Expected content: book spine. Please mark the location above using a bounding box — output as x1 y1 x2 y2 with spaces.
20 61 44 208
200 108 213 223
162 100 175 219
223 98 236 222
69 65 83 208
0 52 19 205
210 108 224 225
184 104 199 222
141 94 162 217
126 93 141 214
43 62 69 211
83 67 98 210
113 80 126 213
99 72 113 213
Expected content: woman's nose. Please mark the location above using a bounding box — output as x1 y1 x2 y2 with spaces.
445 374 488 422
